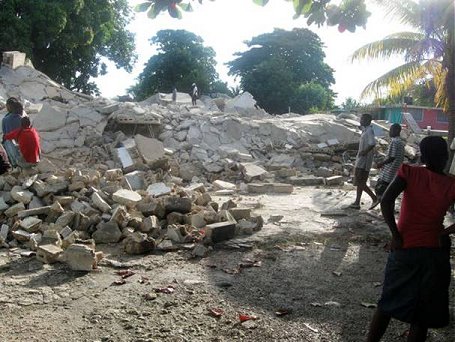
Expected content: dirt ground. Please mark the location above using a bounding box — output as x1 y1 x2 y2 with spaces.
0 186 454 342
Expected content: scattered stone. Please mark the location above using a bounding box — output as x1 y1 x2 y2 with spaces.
37 244 63 264
91 192 112 213
123 232 155 255
206 221 236 243
62 244 99 271
92 222 122 244
147 182 172 197
19 216 42 233
112 189 141 207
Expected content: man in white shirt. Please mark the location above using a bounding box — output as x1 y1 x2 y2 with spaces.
349 113 377 209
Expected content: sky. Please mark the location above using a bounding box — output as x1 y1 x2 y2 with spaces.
95 0 411 105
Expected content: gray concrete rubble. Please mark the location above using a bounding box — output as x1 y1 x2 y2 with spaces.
0 51 423 269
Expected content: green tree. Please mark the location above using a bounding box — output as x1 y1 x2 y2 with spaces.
135 0 370 32
129 30 221 100
351 0 454 140
341 97 361 111
227 28 335 114
0 0 136 95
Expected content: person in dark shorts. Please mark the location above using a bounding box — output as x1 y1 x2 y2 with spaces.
367 136 455 342
370 123 405 209
349 113 377 209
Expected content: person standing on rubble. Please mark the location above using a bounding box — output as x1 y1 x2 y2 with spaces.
367 136 455 342
4 116 40 169
191 83 198 106
369 123 405 209
172 86 177 103
2 97 27 168
349 113 377 209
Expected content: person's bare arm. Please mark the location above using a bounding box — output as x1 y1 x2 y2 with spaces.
381 176 406 250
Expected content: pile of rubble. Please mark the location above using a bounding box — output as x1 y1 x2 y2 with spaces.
0 51 422 272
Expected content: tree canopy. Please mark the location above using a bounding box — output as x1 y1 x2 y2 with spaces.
0 0 136 95
228 28 335 114
129 29 224 100
135 0 371 32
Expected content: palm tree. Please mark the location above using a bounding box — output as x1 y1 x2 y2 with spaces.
351 0 455 141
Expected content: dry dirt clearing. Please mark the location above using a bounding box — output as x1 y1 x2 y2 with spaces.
1 187 454 342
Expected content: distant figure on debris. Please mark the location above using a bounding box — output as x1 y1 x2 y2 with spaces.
4 116 40 168
367 136 455 342
191 83 198 106
349 113 377 209
2 97 27 167
0 144 11 175
370 123 405 209
172 87 177 103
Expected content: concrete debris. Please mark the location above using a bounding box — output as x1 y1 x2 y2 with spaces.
0 51 424 269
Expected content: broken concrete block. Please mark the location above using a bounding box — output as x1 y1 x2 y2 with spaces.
325 175 344 186
312 153 332 162
55 211 75 228
37 244 63 264
105 169 123 181
112 189 141 207
11 185 33 204
116 147 134 169
192 244 208 257
2 51 26 68
18 206 52 218
166 225 185 243
240 163 268 181
156 239 178 251
40 229 62 247
185 183 206 193
46 201 64 223
110 205 128 226
92 221 122 244
289 176 324 186
147 182 172 197
228 208 251 221
187 213 206 229
124 171 146 191
0 224 8 244
98 103 120 114
0 197 9 211
141 215 160 233
136 201 166 219
5 202 25 217
195 193 211 206
213 180 236 191
134 135 166 167
205 221 236 243
164 196 192 214
247 183 293 194
12 229 31 242
123 232 155 255
220 199 237 211
20 216 42 233
91 192 112 213
62 244 97 271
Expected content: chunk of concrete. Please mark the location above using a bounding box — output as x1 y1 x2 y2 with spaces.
134 135 165 166
37 244 63 264
137 201 166 219
5 202 25 217
11 186 33 204
112 189 141 207
324 176 344 186
124 171 146 191
62 244 98 271
19 216 42 233
205 221 236 243
91 192 112 213
240 163 268 181
289 176 324 186
92 221 122 244
213 180 236 191
164 196 192 214
228 208 252 221
123 232 155 255
147 182 172 197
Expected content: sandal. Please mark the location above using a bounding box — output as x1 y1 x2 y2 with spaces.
368 200 380 210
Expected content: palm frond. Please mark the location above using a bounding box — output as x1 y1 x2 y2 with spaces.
351 37 420 62
360 61 427 98
372 0 420 28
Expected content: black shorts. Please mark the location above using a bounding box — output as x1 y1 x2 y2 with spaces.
375 180 390 197
353 168 369 186
378 244 451 328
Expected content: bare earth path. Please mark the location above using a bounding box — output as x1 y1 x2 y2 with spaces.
0 187 454 341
